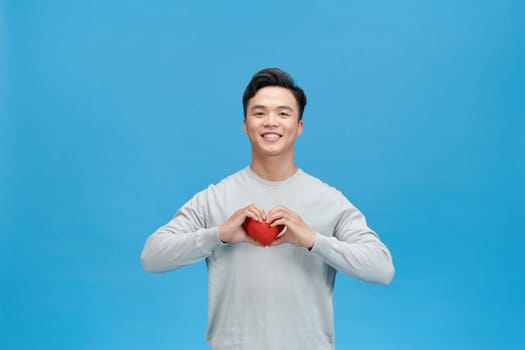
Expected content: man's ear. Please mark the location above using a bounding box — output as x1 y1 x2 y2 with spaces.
297 120 304 136
243 118 247 134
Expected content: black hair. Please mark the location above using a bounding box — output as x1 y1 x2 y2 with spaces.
242 68 307 120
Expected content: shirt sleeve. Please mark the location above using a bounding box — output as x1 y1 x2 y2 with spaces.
140 190 223 273
310 196 395 285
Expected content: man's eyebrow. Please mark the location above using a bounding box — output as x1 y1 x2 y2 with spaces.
249 105 294 111
250 105 267 110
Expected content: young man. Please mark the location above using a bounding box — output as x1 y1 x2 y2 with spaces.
141 68 395 350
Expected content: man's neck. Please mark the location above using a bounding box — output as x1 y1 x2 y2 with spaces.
249 155 298 182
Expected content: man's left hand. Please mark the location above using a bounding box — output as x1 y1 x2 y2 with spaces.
266 205 316 250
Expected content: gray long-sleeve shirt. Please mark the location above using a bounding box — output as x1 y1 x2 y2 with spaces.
141 167 394 350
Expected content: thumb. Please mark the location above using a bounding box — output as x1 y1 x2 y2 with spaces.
270 236 286 246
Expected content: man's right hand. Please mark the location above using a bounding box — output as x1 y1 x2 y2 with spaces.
217 204 266 245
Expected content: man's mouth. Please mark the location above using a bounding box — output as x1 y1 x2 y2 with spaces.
261 132 281 140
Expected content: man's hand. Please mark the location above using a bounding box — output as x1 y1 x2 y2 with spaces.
266 205 316 250
217 204 265 245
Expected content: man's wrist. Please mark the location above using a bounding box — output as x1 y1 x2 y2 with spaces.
305 231 316 251
217 225 228 244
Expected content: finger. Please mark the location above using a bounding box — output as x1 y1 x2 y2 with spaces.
247 237 263 246
244 208 263 222
267 205 284 217
245 211 260 222
270 204 288 212
244 234 264 246
270 218 287 227
248 204 266 221
270 235 287 246
276 225 287 238
267 209 287 223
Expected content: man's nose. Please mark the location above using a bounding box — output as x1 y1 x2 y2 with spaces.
263 113 279 126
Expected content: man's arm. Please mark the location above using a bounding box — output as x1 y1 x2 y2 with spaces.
310 207 395 285
140 201 222 273
141 193 266 273
268 202 394 285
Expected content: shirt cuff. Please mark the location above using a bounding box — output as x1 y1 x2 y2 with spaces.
197 227 223 253
309 232 331 255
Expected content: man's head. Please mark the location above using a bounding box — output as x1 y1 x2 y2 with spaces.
242 68 307 120
242 69 306 160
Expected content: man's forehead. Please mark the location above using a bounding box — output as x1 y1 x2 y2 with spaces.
248 86 297 109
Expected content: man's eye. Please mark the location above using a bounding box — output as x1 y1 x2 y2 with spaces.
279 112 290 117
255 112 264 117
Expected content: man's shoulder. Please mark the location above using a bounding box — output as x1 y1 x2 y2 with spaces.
298 169 336 189
187 167 248 203
298 169 348 200
203 167 250 191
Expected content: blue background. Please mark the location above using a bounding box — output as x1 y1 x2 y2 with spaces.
2 0 524 349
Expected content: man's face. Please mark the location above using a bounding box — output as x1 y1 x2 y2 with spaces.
243 86 304 159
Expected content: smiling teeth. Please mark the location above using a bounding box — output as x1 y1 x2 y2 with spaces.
263 134 280 139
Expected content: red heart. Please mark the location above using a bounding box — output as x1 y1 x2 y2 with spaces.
243 218 285 246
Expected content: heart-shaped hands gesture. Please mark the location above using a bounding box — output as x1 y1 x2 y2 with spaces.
218 204 316 249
